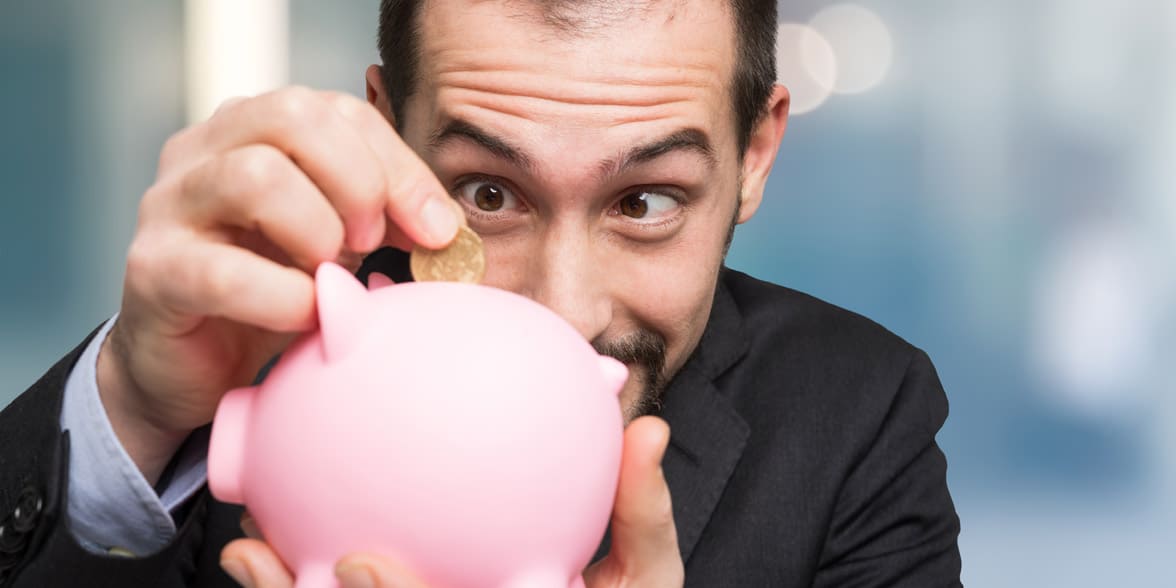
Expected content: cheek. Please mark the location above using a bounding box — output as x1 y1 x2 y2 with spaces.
609 211 730 365
477 231 535 292
613 236 721 357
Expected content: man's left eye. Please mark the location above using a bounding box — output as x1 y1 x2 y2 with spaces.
612 191 681 220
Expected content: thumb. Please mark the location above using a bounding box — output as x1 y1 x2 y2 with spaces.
604 416 682 577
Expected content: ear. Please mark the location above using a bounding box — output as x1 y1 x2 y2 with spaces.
367 272 395 290
315 262 368 361
737 84 790 224
598 357 629 396
365 64 396 126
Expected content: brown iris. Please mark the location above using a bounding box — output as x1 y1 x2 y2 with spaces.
618 193 648 218
474 184 505 211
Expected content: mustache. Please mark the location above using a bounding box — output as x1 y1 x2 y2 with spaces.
592 329 668 417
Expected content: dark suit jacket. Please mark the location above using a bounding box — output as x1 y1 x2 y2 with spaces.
0 256 962 587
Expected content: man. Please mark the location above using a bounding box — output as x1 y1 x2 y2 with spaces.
0 0 962 586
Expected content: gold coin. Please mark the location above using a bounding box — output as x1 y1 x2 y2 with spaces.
410 225 486 284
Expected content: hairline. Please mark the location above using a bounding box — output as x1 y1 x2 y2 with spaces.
378 0 774 155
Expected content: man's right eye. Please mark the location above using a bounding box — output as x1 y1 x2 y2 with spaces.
455 178 524 213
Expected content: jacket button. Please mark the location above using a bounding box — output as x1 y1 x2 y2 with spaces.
0 523 24 555
11 489 42 534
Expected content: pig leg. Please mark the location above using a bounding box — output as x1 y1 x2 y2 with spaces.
294 562 339 588
503 567 581 588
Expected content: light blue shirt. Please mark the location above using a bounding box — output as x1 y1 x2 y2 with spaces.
59 317 209 555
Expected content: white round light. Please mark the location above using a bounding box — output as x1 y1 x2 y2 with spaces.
809 4 893 95
775 23 837 116
1031 227 1153 418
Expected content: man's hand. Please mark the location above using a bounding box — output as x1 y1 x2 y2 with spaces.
219 416 684 588
96 87 463 484
582 416 684 587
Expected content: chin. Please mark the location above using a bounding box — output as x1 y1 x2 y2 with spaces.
618 366 667 423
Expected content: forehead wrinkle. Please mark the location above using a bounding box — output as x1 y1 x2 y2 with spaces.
440 87 701 124
433 66 717 109
430 45 721 83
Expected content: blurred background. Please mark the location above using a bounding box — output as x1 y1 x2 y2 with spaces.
2 0 1172 584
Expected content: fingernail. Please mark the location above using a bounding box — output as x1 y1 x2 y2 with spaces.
421 197 459 245
221 558 254 588
239 515 262 540
336 563 377 588
354 216 385 252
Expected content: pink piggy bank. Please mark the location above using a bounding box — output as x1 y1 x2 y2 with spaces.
209 262 627 588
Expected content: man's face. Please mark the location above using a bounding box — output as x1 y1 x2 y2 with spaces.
382 0 762 419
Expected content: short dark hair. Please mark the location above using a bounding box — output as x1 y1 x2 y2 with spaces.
377 0 777 153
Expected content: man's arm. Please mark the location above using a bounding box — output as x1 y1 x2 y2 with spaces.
60 317 209 556
813 349 963 587
0 327 212 587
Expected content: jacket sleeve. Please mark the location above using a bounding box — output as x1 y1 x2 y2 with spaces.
813 349 963 587
0 328 221 588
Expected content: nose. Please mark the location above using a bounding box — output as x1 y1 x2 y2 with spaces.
523 223 612 342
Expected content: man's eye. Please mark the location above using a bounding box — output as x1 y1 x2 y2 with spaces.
455 180 522 212
614 191 681 220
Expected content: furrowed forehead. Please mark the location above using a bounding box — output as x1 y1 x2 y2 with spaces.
401 0 742 157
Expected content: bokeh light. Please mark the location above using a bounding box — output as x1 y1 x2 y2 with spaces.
775 22 837 116
1031 226 1154 418
808 4 893 95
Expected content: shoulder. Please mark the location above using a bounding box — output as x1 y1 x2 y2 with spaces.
721 267 918 369
703 271 959 584
717 268 940 434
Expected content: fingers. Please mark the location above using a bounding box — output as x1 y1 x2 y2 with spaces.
611 416 677 563
319 91 462 251
336 553 430 588
178 144 346 272
219 541 429 588
200 87 388 253
202 87 459 251
585 416 684 586
240 510 263 540
221 538 294 588
132 237 317 333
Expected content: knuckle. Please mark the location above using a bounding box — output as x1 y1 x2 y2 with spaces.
124 237 155 282
385 171 433 213
137 183 167 221
653 494 676 528
158 131 191 172
271 86 327 126
124 234 168 300
350 168 387 212
223 147 288 196
201 251 244 305
213 95 245 116
323 91 364 119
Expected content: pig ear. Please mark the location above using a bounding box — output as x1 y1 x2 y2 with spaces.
367 272 395 290
315 262 367 361
598 356 629 396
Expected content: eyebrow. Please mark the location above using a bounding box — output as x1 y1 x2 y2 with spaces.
426 118 717 179
599 128 717 178
427 119 536 173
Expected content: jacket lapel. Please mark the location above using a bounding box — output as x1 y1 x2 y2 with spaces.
657 270 750 563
